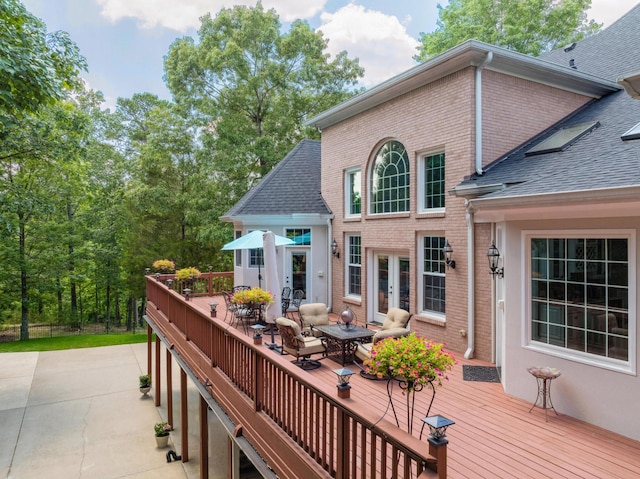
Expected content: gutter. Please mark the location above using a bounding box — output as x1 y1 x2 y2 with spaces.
326 218 333 311
464 201 475 359
475 52 493 175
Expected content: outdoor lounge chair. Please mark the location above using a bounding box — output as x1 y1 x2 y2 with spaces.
276 317 327 370
298 302 330 337
355 308 412 364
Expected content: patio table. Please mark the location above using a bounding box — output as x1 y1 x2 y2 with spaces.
313 324 374 366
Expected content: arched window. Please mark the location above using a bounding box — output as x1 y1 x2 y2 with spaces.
370 140 410 214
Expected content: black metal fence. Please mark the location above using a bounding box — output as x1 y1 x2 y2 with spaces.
0 321 144 343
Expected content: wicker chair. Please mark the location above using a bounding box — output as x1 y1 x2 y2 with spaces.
276 317 327 370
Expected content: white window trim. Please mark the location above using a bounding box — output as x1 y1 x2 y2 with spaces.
368 140 410 216
417 233 447 322
418 149 446 214
521 229 636 375
345 234 362 299
344 168 362 219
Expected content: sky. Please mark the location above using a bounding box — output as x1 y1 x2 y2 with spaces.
22 0 639 110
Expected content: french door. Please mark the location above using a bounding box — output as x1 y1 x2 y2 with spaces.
373 253 410 323
286 250 308 300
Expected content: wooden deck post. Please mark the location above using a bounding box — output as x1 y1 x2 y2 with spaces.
147 325 152 380
200 395 209 479
155 335 161 407
181 368 189 462
428 438 448 479
166 349 173 426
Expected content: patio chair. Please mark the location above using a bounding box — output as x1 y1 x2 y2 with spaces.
231 285 251 293
285 289 304 321
298 303 330 337
281 287 291 315
221 291 237 323
276 317 327 370
355 308 412 364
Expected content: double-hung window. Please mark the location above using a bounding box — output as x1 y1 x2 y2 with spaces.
347 235 361 296
422 236 446 315
420 152 445 211
370 140 409 214
527 232 633 369
345 169 361 217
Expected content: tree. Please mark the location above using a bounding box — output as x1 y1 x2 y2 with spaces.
415 0 601 60
164 4 363 206
0 0 86 122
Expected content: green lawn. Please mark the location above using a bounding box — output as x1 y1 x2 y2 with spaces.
0 334 148 352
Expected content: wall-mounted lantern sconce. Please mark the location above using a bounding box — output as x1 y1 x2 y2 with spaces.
333 367 355 398
487 241 504 278
443 241 456 269
331 239 340 259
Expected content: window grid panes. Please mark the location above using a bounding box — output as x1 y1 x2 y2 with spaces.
371 140 410 214
348 236 361 296
423 152 445 209
286 228 311 245
531 237 629 361
423 236 446 314
348 170 361 216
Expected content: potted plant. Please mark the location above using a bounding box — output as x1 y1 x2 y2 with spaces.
152 259 175 273
231 287 274 307
139 374 151 395
175 266 201 282
154 421 172 448
364 333 456 434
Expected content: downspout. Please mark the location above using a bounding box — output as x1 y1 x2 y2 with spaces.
464 201 475 359
326 218 333 311
475 52 493 176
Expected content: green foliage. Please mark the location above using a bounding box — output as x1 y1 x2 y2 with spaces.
415 0 601 60
154 421 172 437
0 0 87 123
175 266 201 281
139 374 151 387
231 287 274 305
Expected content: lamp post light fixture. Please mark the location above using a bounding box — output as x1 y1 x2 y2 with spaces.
183 288 191 301
251 324 266 345
155 272 161 281
331 239 340 259
443 241 456 269
487 241 504 278
333 367 355 398
421 414 455 444
208 301 219 318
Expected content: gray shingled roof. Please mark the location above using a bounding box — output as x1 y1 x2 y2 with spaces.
456 4 640 200
222 139 331 218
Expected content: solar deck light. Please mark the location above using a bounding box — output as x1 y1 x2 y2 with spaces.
421 415 455 444
183 288 191 301
251 324 266 345
166 279 173 290
155 272 161 281
145 268 150 275
333 367 355 398
208 301 219 318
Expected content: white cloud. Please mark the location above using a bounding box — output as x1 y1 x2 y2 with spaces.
588 0 636 27
96 0 326 31
318 4 420 88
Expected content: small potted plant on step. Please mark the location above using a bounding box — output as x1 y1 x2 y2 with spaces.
139 374 151 395
154 421 172 448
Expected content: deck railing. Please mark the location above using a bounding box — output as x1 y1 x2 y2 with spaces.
152 271 234 297
145 278 442 478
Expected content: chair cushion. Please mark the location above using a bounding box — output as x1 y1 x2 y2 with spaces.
355 341 373 362
382 308 411 330
276 317 304 341
299 337 326 355
372 327 410 342
299 303 329 335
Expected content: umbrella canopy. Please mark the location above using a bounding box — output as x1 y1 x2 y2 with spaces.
222 230 294 250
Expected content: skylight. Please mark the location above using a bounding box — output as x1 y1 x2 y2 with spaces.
621 121 640 141
525 121 600 156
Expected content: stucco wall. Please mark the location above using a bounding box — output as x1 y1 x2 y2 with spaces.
501 217 639 441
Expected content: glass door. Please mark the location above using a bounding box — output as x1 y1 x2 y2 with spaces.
374 253 410 323
287 250 308 300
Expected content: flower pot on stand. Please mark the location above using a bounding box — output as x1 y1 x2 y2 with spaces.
155 435 169 448
139 386 151 396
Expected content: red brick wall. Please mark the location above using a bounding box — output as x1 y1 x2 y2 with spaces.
321 67 590 361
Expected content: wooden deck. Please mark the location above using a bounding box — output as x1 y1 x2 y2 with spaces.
193 295 640 479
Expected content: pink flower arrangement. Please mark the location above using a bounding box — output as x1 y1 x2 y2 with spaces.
364 333 456 390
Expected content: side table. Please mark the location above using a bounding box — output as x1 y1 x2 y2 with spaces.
527 366 561 421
